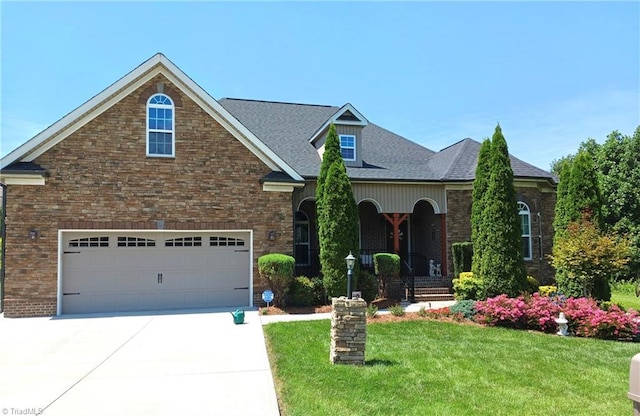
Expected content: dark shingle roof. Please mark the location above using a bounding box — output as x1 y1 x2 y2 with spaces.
218 98 556 184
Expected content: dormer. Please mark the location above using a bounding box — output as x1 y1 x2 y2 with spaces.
310 103 368 167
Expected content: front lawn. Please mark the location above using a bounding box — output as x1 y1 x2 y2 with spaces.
264 319 640 416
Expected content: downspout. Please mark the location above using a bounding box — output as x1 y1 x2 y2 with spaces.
0 182 6 313
537 211 543 260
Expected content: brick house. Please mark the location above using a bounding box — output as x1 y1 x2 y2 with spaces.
0 54 556 317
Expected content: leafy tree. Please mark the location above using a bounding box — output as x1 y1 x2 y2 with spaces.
479 125 527 297
551 214 629 300
597 128 640 280
471 138 491 278
318 160 360 297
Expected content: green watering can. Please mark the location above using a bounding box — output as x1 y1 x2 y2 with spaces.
231 309 245 325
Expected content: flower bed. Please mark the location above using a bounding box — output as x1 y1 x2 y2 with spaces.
475 294 640 342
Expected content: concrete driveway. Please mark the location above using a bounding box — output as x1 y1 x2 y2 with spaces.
0 309 280 416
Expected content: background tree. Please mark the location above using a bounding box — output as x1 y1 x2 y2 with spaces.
471 138 492 279
597 128 640 280
553 150 607 298
479 125 527 297
318 160 360 297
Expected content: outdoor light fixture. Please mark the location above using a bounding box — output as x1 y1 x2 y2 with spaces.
29 229 38 240
345 252 356 299
267 230 276 241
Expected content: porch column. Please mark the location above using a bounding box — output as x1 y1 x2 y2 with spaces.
382 213 409 254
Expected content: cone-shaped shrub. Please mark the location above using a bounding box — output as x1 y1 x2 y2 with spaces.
480 125 527 297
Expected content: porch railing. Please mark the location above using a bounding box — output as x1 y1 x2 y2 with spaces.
296 249 451 301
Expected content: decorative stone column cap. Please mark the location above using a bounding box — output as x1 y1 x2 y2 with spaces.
332 297 367 308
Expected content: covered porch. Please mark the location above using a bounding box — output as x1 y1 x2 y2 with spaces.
293 182 453 300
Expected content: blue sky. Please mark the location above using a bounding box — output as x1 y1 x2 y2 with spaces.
1 1 638 171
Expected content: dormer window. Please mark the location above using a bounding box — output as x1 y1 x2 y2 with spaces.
147 93 174 157
339 134 356 161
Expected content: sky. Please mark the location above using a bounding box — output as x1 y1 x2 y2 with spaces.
1 1 639 172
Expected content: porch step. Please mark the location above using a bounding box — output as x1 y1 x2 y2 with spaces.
412 276 454 288
406 286 455 302
415 287 451 295
413 293 456 302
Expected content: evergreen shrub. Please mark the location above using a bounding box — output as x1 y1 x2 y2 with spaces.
258 253 295 307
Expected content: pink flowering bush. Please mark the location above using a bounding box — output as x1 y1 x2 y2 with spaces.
522 293 562 333
475 294 527 328
475 293 640 342
563 298 640 341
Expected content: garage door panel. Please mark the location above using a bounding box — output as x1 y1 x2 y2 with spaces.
62 231 251 314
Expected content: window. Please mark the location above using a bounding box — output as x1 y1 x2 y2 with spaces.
518 202 532 260
339 134 356 161
117 237 156 247
147 94 174 157
210 236 245 247
295 211 310 265
165 237 202 247
69 236 109 248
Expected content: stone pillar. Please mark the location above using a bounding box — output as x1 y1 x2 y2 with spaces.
330 297 367 365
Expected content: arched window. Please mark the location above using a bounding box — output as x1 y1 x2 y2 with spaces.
518 201 532 260
295 211 310 265
147 94 174 157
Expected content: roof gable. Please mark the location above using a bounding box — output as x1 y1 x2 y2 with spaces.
308 103 369 144
0 54 303 182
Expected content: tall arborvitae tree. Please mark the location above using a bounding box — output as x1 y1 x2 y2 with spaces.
471 138 492 280
318 161 360 297
566 151 603 228
315 124 342 227
480 125 527 297
553 161 573 243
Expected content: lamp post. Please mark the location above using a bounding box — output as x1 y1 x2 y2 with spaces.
345 252 356 299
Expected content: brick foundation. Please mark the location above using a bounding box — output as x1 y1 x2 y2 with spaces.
4 297 57 318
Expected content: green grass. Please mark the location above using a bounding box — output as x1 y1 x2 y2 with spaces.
612 292 640 310
612 282 640 310
264 319 640 416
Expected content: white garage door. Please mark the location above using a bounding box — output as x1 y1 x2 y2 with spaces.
61 231 251 314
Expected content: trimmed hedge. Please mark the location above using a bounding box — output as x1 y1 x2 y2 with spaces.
258 253 295 307
452 242 473 278
374 253 400 297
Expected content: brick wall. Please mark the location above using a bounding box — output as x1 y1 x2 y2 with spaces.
445 187 556 284
3 74 293 317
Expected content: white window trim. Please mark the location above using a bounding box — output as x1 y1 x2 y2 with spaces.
518 202 533 260
339 134 356 161
146 93 175 157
